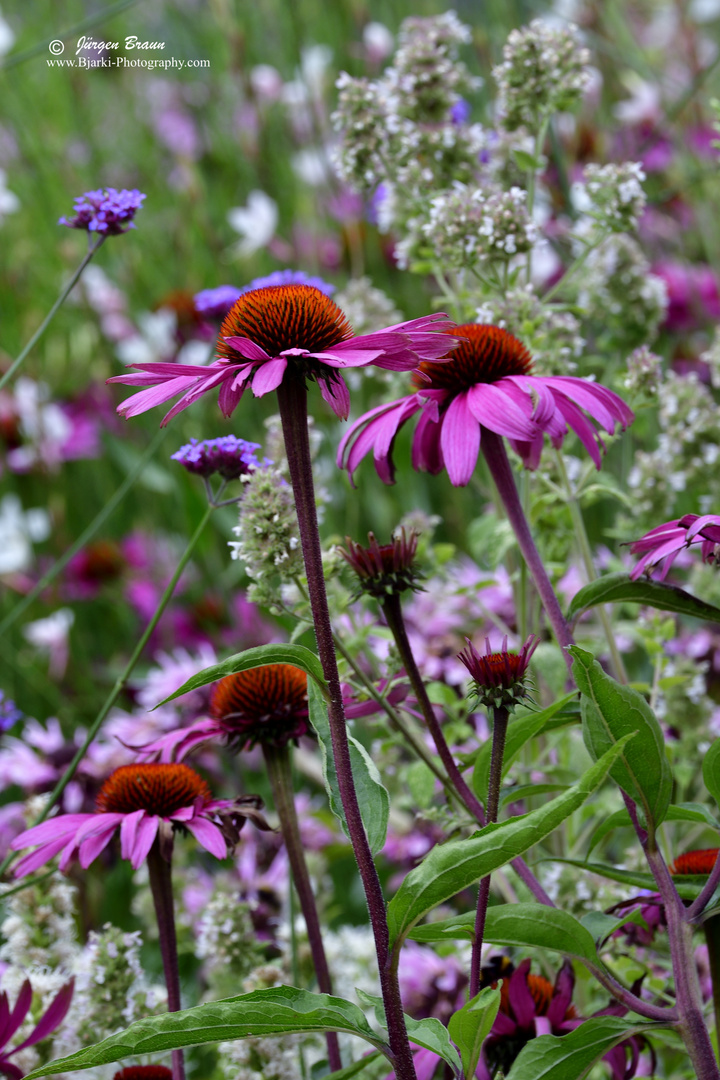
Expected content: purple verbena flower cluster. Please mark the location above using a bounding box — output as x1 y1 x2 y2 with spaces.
171 436 268 480
59 188 146 235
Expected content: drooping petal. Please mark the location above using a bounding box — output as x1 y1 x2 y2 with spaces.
439 392 479 486
552 394 603 468
9 981 74 1055
543 377 633 434
10 815 91 851
13 837 76 878
120 809 146 862
311 346 384 368
467 382 539 441
0 982 31 1049
318 375 351 419
130 815 160 869
115 377 201 419
222 336 271 361
411 408 444 475
218 376 246 417
184 816 228 860
251 356 288 396
371 397 423 484
507 960 536 1028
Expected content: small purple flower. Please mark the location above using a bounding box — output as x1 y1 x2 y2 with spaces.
59 188 146 235
450 98 471 124
194 286 244 320
0 692 22 733
239 269 336 296
171 436 266 480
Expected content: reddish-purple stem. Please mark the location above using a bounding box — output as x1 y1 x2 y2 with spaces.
147 842 186 1080
481 429 574 671
263 743 342 1071
276 379 416 1080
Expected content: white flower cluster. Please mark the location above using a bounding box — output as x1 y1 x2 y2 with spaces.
574 161 647 233
624 345 662 402
386 11 480 123
0 873 78 974
493 19 591 130
334 277 404 335
229 467 303 610
476 285 584 375
578 235 668 349
627 370 720 524
196 892 264 997
701 326 720 390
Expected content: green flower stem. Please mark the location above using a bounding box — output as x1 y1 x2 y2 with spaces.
554 451 628 683
0 236 105 393
147 841 186 1080
469 706 509 998
263 742 342 1072
0 427 167 639
0 500 213 880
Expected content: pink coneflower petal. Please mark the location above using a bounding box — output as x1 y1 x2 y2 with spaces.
312 346 384 367
119 809 147 862
440 393 479 486
467 382 539 441
218 377 246 417
184 816 227 859
2 980 32 1046
117 378 200 419
10 814 91 850
10 981 75 1054
319 376 350 420
412 408 444 474
131 815 160 869
222 337 271 360
508 961 537 1028
251 356 287 395
552 396 604 468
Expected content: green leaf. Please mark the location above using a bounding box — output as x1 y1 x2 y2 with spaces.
513 147 543 171
505 1016 663 1080
406 761 437 808
588 803 720 856
153 643 330 706
323 1051 384 1080
410 905 598 964
570 646 672 831
308 681 389 856
404 1016 462 1076
448 987 501 1080
703 738 720 810
500 783 569 808
580 909 650 946
546 858 703 900
472 692 579 800
566 571 720 626
23 987 390 1079
387 736 633 949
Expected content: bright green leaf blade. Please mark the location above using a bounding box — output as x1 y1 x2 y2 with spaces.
472 692 579 800
153 644 330 707
546 858 703 899
410 905 598 964
500 783 569 808
308 681 389 856
588 803 719 857
580 909 650 946
404 1016 462 1076
23 988 390 1079
448 987 501 1080
570 646 672 830
387 736 633 949
566 571 720 626
505 1016 663 1080
703 738 720 809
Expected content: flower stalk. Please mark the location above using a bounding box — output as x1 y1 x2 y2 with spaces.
481 428 574 670
262 742 342 1072
146 841 186 1080
276 377 417 1080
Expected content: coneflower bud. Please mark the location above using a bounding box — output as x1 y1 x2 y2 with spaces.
338 528 423 599
457 634 539 712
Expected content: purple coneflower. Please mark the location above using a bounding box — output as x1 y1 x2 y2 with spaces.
108 284 454 423
11 762 261 874
338 529 423 599
458 634 539 712
629 513 720 579
338 323 633 486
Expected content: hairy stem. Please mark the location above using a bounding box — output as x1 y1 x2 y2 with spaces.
263 743 342 1071
481 429 574 671
703 915 720 1047
381 594 554 908
147 841 185 1080
276 379 416 1080
0 236 105 392
469 707 509 998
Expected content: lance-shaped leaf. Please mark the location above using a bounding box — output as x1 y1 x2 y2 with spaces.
404 1017 462 1076
545 858 702 900
410 905 598 964
387 736 633 949
505 1016 663 1080
587 803 720 857
448 987 501 1080
703 738 720 810
153 643 330 706
473 693 578 801
580 909 650 947
308 680 389 855
23 988 390 1079
566 571 720 626
570 646 672 832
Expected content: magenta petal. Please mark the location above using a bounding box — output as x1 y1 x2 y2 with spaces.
116 377 199 419
544 377 632 433
412 408 444 475
10 981 74 1055
222 336 270 361
120 809 146 862
77 824 118 869
184 816 228 860
467 382 538 440
12 837 73 878
319 376 351 419
2 983 31 1048
130 815 160 869
251 356 288 396
439 393 479 486
508 961 536 1028
552 395 603 468
11 814 91 850
218 377 245 417
337 397 406 468
312 347 384 367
